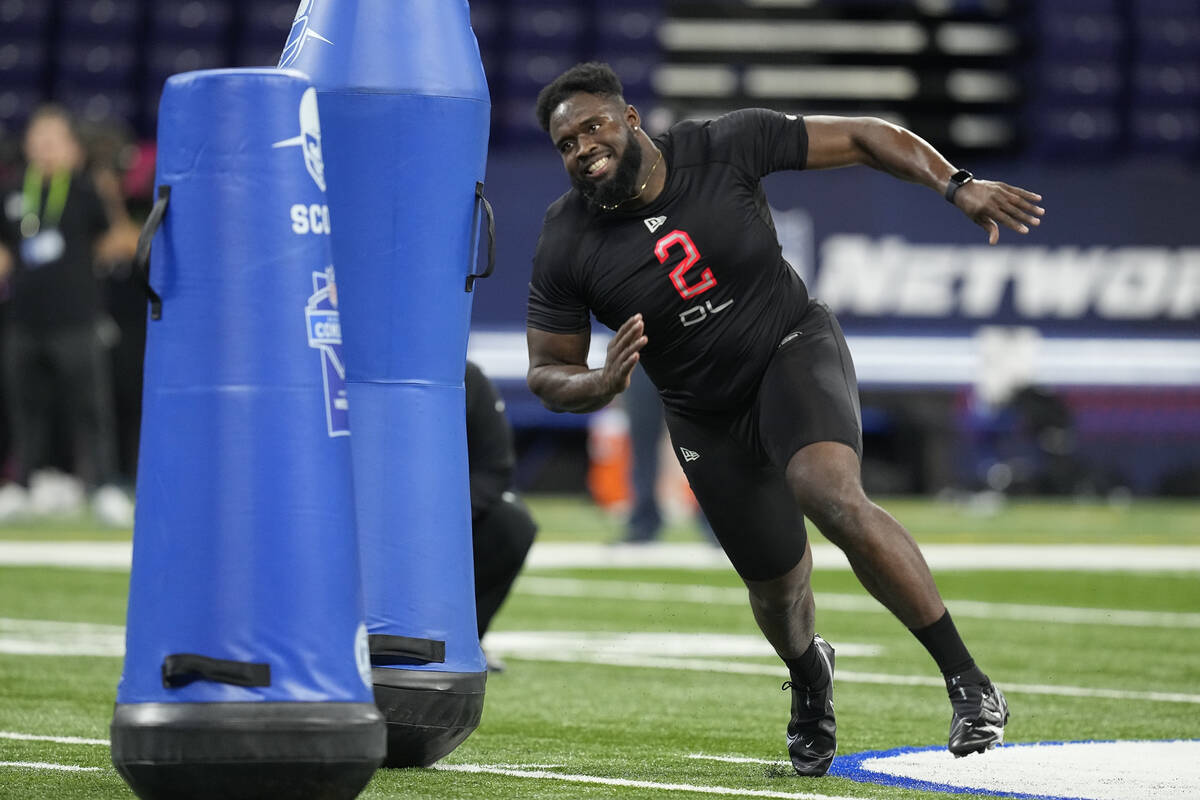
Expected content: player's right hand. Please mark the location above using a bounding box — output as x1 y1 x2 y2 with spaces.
601 313 647 395
954 179 1044 245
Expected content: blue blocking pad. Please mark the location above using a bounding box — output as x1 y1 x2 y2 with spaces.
312 91 490 385
285 0 492 767
111 68 383 800
349 382 477 664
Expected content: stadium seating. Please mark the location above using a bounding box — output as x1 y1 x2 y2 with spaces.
234 0 294 67
58 0 141 38
0 2 1197 167
147 0 234 43
1129 0 1200 156
0 0 53 34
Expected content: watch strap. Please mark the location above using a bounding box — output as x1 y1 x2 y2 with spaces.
944 169 973 203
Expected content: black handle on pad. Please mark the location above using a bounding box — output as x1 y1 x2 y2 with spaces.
465 181 496 292
133 185 169 320
162 653 271 689
368 634 446 665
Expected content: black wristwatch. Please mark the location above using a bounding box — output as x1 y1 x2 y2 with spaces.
944 169 973 203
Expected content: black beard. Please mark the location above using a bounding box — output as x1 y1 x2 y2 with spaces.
572 128 644 211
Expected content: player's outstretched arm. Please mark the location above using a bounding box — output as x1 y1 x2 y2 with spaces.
527 313 647 414
802 115 1044 245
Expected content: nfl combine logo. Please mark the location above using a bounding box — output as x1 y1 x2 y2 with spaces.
679 447 700 462
305 267 349 437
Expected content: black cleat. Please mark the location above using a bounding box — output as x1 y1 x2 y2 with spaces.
947 675 1009 756
783 634 836 776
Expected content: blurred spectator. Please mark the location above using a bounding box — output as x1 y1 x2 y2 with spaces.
623 363 714 544
80 117 143 264
0 105 135 525
624 364 662 541
80 117 149 480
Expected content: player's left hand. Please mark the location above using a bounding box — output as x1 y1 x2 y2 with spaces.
954 180 1044 245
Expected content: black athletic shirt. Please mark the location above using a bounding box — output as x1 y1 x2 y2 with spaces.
0 170 109 332
528 109 812 418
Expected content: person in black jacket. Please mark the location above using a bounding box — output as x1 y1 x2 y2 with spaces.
0 105 133 525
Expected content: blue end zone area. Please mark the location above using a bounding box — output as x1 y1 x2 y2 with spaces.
830 743 1089 800
830 739 1200 800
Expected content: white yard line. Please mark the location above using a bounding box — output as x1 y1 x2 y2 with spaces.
516 576 1200 629
435 763 863 800
0 761 102 772
690 754 787 766
484 630 881 659
526 543 1200 572
0 731 109 746
0 618 125 657
2 615 1196 705
835 670 1200 705
496 651 1200 705
0 541 131 569
4 541 1200 572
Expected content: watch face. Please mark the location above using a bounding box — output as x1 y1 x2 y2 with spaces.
945 170 973 202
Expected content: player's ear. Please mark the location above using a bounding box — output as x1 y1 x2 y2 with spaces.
625 104 641 131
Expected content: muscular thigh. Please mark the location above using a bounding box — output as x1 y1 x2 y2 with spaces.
664 411 807 582
757 301 863 470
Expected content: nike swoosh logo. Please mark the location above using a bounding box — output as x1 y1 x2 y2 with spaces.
786 734 816 749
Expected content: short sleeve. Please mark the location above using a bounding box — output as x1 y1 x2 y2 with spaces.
705 108 809 178
526 221 589 334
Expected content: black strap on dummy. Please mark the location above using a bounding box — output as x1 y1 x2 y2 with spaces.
132 185 169 320
368 634 446 665
464 181 495 292
161 653 271 688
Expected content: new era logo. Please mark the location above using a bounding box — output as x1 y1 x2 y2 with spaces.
679 447 700 462
644 215 667 233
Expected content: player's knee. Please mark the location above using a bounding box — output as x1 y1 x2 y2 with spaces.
745 562 812 618
748 581 806 619
800 490 871 547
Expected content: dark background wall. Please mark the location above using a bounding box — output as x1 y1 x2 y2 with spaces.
1 0 1196 496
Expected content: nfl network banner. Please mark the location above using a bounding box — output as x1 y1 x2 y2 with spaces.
804 237 1197 332
467 155 1199 391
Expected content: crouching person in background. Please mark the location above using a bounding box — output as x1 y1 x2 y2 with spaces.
466 360 537 671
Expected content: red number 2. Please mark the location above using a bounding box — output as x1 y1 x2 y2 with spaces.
654 230 716 299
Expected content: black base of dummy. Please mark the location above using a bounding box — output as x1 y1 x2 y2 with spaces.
372 667 486 767
110 701 385 800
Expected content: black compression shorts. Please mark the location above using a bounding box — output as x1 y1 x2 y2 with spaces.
664 301 862 581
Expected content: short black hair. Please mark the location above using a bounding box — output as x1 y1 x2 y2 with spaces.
535 62 625 132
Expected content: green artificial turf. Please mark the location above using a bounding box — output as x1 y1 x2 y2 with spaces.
1 495 1198 799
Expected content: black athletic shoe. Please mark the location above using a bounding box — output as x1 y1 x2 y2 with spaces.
946 675 1009 756
782 634 836 776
